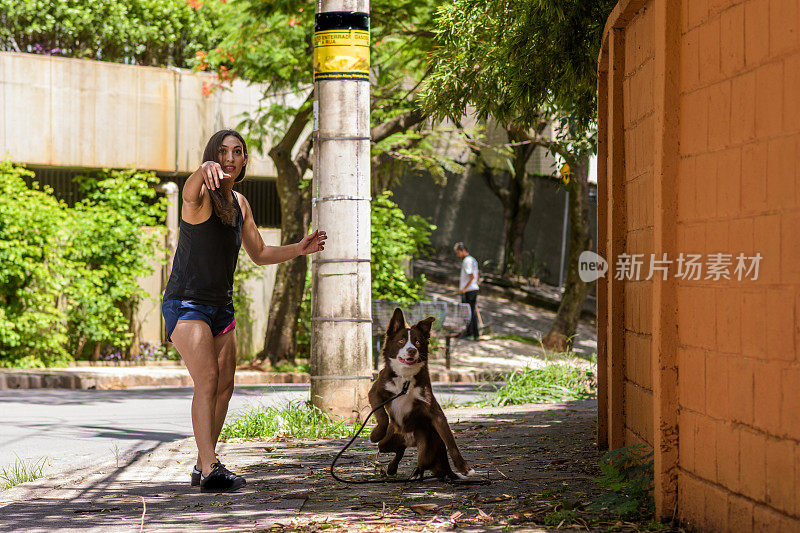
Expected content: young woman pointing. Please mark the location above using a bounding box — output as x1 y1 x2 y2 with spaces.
162 129 325 492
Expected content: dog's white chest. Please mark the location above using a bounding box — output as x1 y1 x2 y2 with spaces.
389 390 416 425
386 378 423 425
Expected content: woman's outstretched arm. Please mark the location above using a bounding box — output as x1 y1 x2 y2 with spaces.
183 161 230 208
239 193 326 266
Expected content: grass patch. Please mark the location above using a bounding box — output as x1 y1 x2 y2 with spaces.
220 400 361 440
0 456 47 490
474 364 595 406
270 360 310 373
491 333 541 345
544 509 578 527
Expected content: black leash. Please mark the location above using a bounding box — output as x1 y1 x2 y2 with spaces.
330 381 490 486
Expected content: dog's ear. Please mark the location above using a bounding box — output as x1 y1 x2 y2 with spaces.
387 308 406 337
414 316 436 337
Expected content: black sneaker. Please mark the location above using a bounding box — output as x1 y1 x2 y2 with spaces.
200 462 246 493
191 465 201 486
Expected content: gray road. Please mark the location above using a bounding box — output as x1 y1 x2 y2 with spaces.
0 383 492 479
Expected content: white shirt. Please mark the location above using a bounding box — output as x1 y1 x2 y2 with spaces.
460 255 479 292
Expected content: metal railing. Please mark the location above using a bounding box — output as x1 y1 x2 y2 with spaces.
371 299 471 369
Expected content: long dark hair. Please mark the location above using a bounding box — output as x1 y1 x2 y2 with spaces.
202 129 248 226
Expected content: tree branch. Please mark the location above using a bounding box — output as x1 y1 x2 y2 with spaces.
269 90 314 168
370 108 426 143
294 130 314 177
475 157 509 205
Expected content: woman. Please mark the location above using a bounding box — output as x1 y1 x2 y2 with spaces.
162 129 326 492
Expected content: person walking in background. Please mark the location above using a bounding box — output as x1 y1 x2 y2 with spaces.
454 242 480 341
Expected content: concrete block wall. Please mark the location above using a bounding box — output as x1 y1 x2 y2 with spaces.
676 0 800 529
622 5 657 448
598 0 800 529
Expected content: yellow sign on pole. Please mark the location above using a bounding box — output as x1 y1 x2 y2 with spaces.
313 30 370 81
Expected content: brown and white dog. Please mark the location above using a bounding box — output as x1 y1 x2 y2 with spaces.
368 308 476 481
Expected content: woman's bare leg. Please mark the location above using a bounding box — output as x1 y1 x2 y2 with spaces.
170 320 219 477
195 329 237 470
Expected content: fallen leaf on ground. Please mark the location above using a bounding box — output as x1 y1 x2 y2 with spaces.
409 503 438 514
476 508 492 521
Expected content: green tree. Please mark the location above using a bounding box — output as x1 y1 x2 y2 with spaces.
370 191 434 304
66 170 167 360
199 0 446 366
0 163 167 368
0 162 71 368
421 0 615 349
0 0 224 67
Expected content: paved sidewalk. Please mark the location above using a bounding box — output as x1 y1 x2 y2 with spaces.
0 400 603 533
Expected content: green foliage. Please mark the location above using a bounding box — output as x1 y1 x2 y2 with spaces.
0 162 166 368
591 444 655 520
476 364 595 406
219 400 360 440
543 509 577 527
372 128 466 187
0 0 225 68
371 191 435 304
420 0 616 131
197 0 450 178
0 162 71 367
66 170 167 357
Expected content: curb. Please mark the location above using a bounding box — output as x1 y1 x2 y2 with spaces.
0 368 506 390
0 369 308 390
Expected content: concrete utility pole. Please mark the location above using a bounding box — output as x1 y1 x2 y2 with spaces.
310 1 372 420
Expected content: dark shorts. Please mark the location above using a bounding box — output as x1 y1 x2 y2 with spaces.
162 299 236 342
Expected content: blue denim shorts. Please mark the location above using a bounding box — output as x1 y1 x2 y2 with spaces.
161 299 236 342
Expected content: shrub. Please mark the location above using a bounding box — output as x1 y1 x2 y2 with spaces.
0 162 71 367
371 191 435 304
0 163 166 367
591 444 655 520
65 170 167 358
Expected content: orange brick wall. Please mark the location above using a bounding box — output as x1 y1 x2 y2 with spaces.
622 5 657 448
598 0 800 529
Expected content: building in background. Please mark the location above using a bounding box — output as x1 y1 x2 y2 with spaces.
0 51 288 355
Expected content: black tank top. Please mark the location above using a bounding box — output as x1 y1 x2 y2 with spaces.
163 192 243 306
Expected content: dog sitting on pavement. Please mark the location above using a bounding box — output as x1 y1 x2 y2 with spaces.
368 308 476 481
